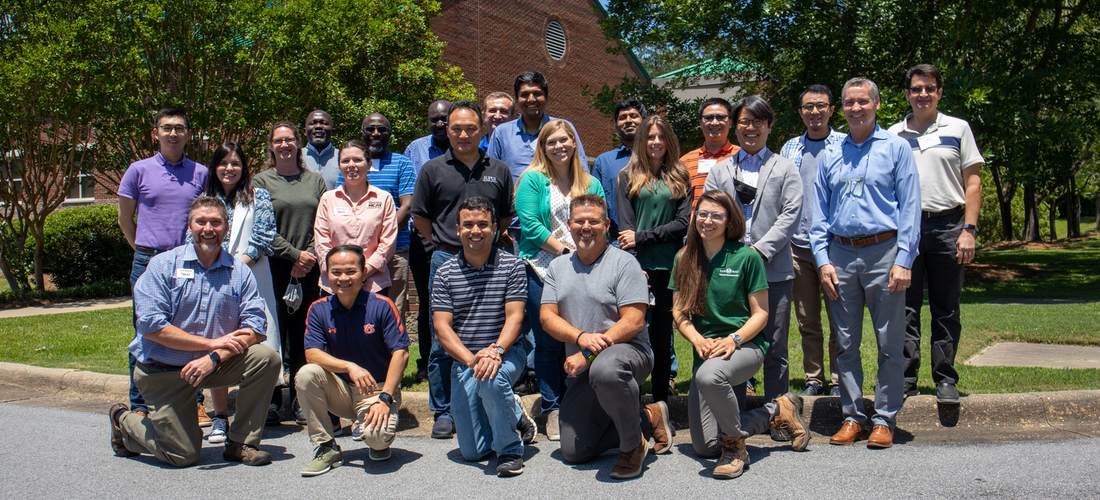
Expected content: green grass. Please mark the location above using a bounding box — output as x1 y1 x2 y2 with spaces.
0 308 134 374
1052 216 1096 240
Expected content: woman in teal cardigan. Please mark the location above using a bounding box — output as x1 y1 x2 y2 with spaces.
514 119 604 440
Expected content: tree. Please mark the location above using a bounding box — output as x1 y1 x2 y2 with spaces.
581 76 703 148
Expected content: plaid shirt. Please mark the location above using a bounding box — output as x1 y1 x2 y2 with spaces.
780 129 846 247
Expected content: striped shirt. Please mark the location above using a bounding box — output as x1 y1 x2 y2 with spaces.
431 247 527 351
681 141 739 203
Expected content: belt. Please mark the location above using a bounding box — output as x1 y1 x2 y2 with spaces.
434 243 462 255
135 245 166 256
923 206 963 219
833 230 898 248
147 361 183 370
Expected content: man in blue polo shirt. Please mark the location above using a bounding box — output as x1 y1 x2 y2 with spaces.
296 244 411 476
592 99 646 239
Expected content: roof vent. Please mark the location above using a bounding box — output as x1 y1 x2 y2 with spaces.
545 21 566 61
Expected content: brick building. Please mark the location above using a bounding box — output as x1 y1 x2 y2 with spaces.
431 0 649 158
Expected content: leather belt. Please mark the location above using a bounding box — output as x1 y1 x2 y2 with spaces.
833 230 898 248
135 245 165 256
148 361 183 370
434 243 462 255
923 206 962 219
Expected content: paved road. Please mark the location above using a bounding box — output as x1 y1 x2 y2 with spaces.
1 402 1097 499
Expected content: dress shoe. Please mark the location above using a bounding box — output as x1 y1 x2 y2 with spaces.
224 441 273 466
829 420 869 445
867 424 894 448
936 382 961 404
903 382 919 399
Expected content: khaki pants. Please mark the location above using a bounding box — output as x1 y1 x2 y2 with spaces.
121 345 280 467
792 245 839 387
295 363 400 450
386 249 410 316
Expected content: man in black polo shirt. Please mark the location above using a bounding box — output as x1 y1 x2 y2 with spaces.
411 100 516 439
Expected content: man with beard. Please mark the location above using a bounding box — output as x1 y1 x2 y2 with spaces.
303 110 341 190
592 99 647 239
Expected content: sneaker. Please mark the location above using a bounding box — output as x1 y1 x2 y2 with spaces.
515 394 536 444
644 401 673 455
301 441 342 476
369 446 392 462
609 439 648 479
771 392 810 451
208 415 228 444
109 403 138 457
904 382 920 400
351 420 363 441
495 453 524 477
265 404 281 426
197 404 212 428
330 414 344 436
223 441 272 466
712 435 749 479
936 382 961 404
745 378 757 397
431 417 455 439
799 382 823 397
829 385 841 397
668 379 678 396
293 401 307 426
544 409 560 441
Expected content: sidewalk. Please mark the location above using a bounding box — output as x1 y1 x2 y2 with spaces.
0 296 132 318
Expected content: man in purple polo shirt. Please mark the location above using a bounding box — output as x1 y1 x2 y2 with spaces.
117 106 208 418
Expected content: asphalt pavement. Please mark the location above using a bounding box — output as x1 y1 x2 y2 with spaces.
1 402 1097 499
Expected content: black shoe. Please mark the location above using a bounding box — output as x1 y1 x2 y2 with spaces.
224 441 273 466
265 404 282 426
799 382 823 397
903 382 920 400
495 453 524 477
413 371 429 384
109 403 138 457
431 417 455 439
936 382 961 404
515 394 536 444
293 401 307 426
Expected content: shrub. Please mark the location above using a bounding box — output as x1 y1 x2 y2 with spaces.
26 205 131 289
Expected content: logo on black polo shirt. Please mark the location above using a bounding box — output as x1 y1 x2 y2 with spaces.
365 324 375 335
366 202 382 208
482 175 497 183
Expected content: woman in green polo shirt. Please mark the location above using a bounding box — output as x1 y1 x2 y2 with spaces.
670 189 769 479
616 115 692 403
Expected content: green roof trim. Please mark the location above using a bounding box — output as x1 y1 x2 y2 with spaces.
592 1 652 81
655 58 755 79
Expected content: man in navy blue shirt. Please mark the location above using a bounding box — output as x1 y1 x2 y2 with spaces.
592 99 646 239
296 244 411 476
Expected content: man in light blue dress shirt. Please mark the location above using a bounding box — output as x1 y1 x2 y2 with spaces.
303 110 341 190
810 77 921 449
110 196 281 467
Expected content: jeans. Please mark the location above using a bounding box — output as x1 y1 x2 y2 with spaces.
527 265 566 413
904 212 965 386
427 248 456 420
451 344 527 460
128 252 153 413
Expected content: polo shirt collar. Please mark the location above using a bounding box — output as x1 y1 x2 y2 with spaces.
517 115 551 138
331 290 370 313
457 246 500 271
430 136 448 153
704 141 736 156
181 242 233 271
444 148 488 171
900 111 946 134
616 143 632 157
155 151 188 169
307 142 334 157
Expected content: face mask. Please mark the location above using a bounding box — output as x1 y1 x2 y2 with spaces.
283 278 303 314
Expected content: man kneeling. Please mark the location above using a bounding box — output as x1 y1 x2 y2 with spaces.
541 194 673 480
297 244 411 476
433 197 534 477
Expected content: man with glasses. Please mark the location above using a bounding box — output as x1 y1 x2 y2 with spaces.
781 85 847 398
479 91 514 150
683 97 741 203
705 97 804 438
888 64 984 405
303 110 341 190
118 106 209 425
811 77 921 449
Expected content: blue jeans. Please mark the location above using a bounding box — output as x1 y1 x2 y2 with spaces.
427 249 456 420
451 344 527 460
527 265 566 413
128 252 153 413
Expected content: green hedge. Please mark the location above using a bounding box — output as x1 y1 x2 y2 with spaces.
26 205 131 289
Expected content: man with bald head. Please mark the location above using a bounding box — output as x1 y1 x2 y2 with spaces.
304 110 341 190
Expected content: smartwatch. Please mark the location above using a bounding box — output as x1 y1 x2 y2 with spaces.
581 348 597 361
378 392 394 405
208 351 221 366
962 223 978 231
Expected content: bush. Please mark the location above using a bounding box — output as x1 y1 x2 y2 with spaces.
26 205 131 289
0 279 128 304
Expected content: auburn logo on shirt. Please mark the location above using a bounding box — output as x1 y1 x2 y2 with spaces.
364 324 376 335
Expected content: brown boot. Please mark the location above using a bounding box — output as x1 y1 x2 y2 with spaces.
771 392 810 451
712 435 749 479
644 401 673 454
609 439 648 479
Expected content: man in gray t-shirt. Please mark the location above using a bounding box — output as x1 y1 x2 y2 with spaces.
540 195 671 480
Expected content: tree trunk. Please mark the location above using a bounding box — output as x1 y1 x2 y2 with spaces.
1096 192 1100 233
1065 177 1081 238
0 247 21 293
1023 182 1041 241
31 218 46 291
1048 198 1058 241
988 163 1016 241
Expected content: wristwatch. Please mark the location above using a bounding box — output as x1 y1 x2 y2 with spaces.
492 345 506 356
581 348 597 361
378 392 394 405
731 334 742 349
962 223 978 231
208 351 221 366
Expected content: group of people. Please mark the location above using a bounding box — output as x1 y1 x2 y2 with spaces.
109 64 984 481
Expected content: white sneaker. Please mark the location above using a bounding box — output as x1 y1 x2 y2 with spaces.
208 416 228 444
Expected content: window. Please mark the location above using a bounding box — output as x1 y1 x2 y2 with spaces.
545 21 566 61
66 164 95 202
0 158 23 198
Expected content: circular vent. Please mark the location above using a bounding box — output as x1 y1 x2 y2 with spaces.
545 21 566 61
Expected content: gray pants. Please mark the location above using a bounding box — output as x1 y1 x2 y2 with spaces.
828 239 906 428
689 342 776 457
559 341 654 463
121 345 280 467
761 280 794 400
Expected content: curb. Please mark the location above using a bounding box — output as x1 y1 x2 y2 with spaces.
3 361 1097 443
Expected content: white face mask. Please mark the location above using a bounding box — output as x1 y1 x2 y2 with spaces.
282 278 303 314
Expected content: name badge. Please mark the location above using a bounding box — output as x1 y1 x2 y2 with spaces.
175 268 195 279
917 135 940 152
334 207 351 216
698 159 717 174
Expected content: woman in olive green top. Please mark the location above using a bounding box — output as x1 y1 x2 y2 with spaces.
616 115 691 403
670 190 771 479
251 121 328 425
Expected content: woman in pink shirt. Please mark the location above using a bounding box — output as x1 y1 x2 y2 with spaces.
315 140 398 296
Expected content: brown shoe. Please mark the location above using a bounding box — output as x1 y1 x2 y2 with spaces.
829 420 870 445
224 441 273 466
197 403 212 428
644 401 673 455
771 392 810 451
712 435 749 479
867 424 894 448
609 439 648 480
109 404 138 457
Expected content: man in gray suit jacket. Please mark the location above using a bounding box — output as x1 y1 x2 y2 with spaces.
705 96 803 411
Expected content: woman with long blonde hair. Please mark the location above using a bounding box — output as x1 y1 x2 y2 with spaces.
616 114 691 403
514 119 604 440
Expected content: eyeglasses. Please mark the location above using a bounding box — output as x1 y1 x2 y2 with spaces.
737 118 767 128
908 85 939 95
801 102 830 112
271 138 296 145
362 126 390 134
571 219 605 228
158 125 188 134
695 210 728 222
701 114 730 123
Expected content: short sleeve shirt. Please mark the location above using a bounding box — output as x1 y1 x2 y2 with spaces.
410 150 516 250
670 240 769 351
680 142 738 203
304 292 410 386
117 153 208 251
431 248 527 351
888 112 985 212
